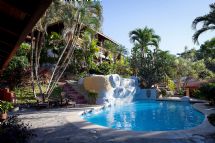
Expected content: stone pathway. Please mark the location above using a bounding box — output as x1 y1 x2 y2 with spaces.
16 104 215 143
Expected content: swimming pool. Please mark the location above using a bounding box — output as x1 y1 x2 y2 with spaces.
82 101 205 131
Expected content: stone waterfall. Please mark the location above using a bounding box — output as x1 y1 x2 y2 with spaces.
83 74 157 105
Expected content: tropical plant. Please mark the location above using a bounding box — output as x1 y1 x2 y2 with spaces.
0 101 13 114
130 45 140 76
192 3 215 43
197 38 215 59
30 0 103 102
88 92 98 104
199 82 215 105
129 27 160 65
114 58 132 77
129 27 162 87
177 46 215 85
167 79 176 91
2 43 31 89
116 44 128 61
49 86 63 99
98 62 113 75
179 46 197 62
160 89 167 97
197 38 215 73
178 88 185 96
173 57 190 91
104 40 118 62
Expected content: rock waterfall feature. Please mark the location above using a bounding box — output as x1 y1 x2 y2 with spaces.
83 74 157 105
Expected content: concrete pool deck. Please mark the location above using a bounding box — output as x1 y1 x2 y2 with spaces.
17 102 215 143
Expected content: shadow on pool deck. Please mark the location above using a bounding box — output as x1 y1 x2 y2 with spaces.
16 106 215 143
30 119 215 143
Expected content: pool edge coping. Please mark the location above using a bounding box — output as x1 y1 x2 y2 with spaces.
66 102 215 139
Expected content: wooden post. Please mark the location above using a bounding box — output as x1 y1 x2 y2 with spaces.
185 88 190 96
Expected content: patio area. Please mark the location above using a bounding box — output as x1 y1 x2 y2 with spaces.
17 102 215 143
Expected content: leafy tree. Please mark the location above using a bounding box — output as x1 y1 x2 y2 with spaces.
197 38 215 60
177 45 215 89
103 40 118 62
114 57 132 77
195 38 215 73
2 43 31 89
30 0 103 102
130 44 141 76
98 62 113 75
173 57 190 90
129 27 167 87
205 58 215 73
199 82 215 105
192 3 215 43
179 46 197 62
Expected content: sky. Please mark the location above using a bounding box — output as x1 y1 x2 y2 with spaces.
101 0 214 55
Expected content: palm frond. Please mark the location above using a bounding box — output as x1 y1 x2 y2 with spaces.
193 26 215 44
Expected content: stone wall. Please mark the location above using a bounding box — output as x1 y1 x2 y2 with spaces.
83 75 112 93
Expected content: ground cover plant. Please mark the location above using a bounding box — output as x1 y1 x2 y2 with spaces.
0 116 35 143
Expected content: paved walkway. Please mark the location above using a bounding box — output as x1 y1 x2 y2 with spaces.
17 103 215 143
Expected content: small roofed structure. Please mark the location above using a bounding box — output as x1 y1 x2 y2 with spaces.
185 80 208 89
0 0 52 74
184 79 215 96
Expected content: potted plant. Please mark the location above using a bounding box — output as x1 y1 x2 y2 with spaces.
0 100 13 121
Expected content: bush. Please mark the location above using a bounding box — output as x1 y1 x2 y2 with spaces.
191 89 203 98
114 62 132 77
2 43 31 89
160 89 167 97
178 88 185 96
50 86 63 99
167 79 176 91
88 92 98 104
0 101 13 113
208 113 215 126
0 115 35 143
199 82 215 105
98 62 112 75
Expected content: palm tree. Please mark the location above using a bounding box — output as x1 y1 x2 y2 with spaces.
129 27 160 66
192 3 215 44
129 27 160 58
116 45 128 61
31 0 103 102
104 40 118 62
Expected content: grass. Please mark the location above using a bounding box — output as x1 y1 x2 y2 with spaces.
14 85 47 104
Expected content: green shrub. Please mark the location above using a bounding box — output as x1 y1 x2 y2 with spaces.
167 79 176 91
0 115 35 143
2 43 31 89
208 113 215 126
98 62 112 75
178 88 185 96
114 61 132 77
199 82 215 105
0 101 13 114
50 86 63 99
160 89 167 97
191 89 202 98
88 92 98 104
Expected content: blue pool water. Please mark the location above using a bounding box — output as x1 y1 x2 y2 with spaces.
82 101 205 131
